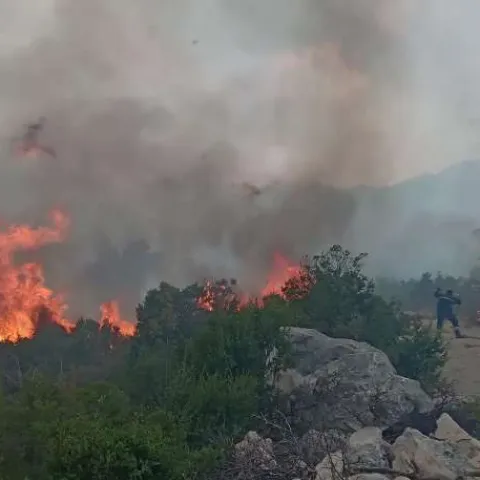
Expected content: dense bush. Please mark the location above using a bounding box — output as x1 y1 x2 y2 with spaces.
0 244 448 478
0 378 219 480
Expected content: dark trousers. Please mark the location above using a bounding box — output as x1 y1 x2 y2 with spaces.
437 314 459 330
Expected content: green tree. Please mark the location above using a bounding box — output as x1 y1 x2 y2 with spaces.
125 282 206 406
133 281 206 355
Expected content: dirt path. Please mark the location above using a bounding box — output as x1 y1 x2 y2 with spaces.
441 323 480 397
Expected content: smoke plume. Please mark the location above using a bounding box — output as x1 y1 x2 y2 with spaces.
0 0 479 317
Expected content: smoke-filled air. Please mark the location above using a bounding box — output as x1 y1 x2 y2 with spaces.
0 0 480 327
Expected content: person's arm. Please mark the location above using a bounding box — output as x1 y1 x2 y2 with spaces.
444 296 461 305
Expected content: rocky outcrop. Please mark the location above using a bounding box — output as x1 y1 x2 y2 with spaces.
276 328 433 432
345 427 393 469
233 415 480 480
392 420 480 480
435 412 480 445
443 403 480 439
227 329 480 480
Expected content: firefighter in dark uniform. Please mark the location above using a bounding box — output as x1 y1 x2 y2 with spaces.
434 288 464 338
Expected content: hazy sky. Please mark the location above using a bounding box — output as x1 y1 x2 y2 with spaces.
0 0 480 316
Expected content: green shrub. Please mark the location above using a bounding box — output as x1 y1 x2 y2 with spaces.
391 316 447 390
0 377 218 480
165 370 259 445
48 415 187 480
185 300 291 380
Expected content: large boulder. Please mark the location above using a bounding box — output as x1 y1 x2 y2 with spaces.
442 402 480 439
434 414 480 467
392 425 480 480
435 412 480 443
345 427 393 469
276 327 433 432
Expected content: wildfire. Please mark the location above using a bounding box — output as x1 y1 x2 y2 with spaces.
196 252 313 312
196 280 216 312
0 211 137 343
0 210 72 342
0 211 309 342
100 300 136 336
261 252 304 297
196 279 247 312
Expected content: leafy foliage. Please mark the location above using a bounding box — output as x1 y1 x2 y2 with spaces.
391 317 447 390
185 299 292 379
0 378 217 480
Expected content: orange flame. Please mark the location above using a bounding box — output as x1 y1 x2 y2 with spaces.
197 252 312 312
196 280 216 312
196 280 247 312
261 252 304 298
100 300 135 336
0 210 73 342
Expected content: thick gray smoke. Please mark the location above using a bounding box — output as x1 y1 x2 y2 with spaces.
0 0 479 318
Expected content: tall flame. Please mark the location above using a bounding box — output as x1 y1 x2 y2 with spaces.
0 210 72 342
100 300 135 336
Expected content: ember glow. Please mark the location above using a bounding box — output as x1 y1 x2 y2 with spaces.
100 300 136 336
196 279 247 312
196 280 216 312
0 210 72 342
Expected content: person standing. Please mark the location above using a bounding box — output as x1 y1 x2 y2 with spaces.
434 288 464 338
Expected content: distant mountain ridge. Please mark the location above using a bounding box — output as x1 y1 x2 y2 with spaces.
344 159 480 278
352 159 480 214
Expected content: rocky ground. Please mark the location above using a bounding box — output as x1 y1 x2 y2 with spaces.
235 413 480 480
438 322 480 397
223 327 480 480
